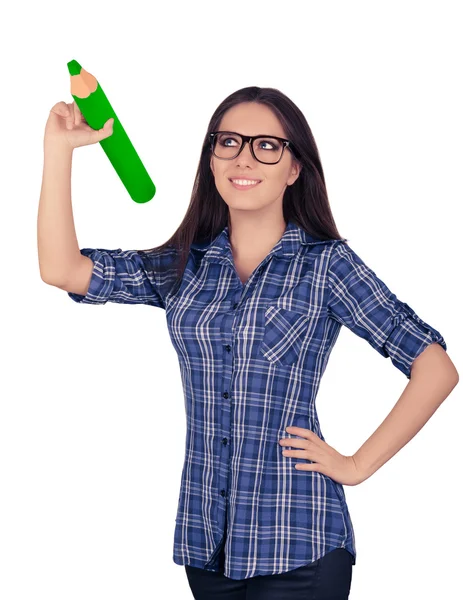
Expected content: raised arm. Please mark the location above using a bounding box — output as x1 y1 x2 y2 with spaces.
37 100 113 285
37 101 167 307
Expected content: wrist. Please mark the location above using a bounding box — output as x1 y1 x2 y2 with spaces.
350 454 370 485
44 135 74 156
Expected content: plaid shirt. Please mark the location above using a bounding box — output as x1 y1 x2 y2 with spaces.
68 220 447 580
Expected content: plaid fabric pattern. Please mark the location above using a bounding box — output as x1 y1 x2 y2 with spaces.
68 220 446 580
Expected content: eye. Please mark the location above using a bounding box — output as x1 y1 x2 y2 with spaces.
219 136 239 147
258 140 277 151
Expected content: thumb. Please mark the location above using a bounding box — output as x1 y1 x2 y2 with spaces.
93 118 114 141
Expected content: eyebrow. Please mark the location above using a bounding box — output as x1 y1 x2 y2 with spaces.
218 130 282 138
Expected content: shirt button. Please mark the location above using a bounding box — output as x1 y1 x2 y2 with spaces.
233 303 238 309
223 392 229 399
220 489 227 497
222 437 228 445
225 344 231 352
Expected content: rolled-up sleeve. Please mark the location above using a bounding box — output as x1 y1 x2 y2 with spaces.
327 241 447 379
68 248 165 308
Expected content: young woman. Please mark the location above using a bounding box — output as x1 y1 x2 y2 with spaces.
38 87 458 600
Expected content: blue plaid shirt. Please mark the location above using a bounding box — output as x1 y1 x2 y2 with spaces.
68 220 447 580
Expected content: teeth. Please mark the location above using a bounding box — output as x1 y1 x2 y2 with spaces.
231 179 261 186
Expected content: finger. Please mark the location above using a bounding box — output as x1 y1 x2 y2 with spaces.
52 101 69 116
65 104 74 130
73 102 88 125
286 446 325 465
280 439 307 449
53 102 73 129
73 101 82 126
282 449 310 459
294 462 318 470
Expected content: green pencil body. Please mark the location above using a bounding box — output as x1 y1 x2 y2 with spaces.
67 59 155 203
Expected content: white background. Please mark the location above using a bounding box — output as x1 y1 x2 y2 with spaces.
1 1 462 598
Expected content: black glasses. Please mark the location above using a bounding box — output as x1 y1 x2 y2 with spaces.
210 131 299 165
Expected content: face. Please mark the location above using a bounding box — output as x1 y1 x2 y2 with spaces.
209 102 301 216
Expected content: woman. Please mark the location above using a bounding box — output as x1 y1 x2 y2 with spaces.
38 86 459 599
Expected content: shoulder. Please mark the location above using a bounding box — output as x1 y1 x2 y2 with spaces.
137 245 180 270
300 237 350 269
327 239 367 270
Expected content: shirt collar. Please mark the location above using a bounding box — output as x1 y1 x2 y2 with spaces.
191 220 341 265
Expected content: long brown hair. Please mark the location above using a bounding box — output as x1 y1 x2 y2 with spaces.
136 86 347 297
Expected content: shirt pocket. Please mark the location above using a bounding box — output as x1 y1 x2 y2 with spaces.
258 304 310 367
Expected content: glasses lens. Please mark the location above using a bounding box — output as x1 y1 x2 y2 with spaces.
213 133 284 164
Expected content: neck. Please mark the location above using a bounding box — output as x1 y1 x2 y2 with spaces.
228 214 287 258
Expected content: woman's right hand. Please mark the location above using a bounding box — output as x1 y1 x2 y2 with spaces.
44 101 114 150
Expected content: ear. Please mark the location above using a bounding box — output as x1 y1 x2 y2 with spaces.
288 160 301 186
210 156 215 175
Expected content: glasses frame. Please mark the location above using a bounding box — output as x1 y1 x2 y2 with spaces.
209 131 300 165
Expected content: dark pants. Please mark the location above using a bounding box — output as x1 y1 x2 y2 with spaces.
185 545 353 599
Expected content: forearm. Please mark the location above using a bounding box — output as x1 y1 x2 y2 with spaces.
37 140 82 284
352 343 459 483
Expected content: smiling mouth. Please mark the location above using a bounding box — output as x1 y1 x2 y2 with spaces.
228 178 262 189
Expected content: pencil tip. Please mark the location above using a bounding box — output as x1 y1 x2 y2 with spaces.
67 60 82 76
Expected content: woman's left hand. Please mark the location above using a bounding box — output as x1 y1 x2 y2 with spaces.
279 426 364 486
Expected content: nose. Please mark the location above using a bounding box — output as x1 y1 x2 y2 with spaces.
235 140 256 166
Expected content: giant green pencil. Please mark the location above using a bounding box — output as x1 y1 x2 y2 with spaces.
67 59 155 203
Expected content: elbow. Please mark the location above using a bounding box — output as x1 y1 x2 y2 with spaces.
410 342 459 387
446 369 459 398
439 355 459 388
